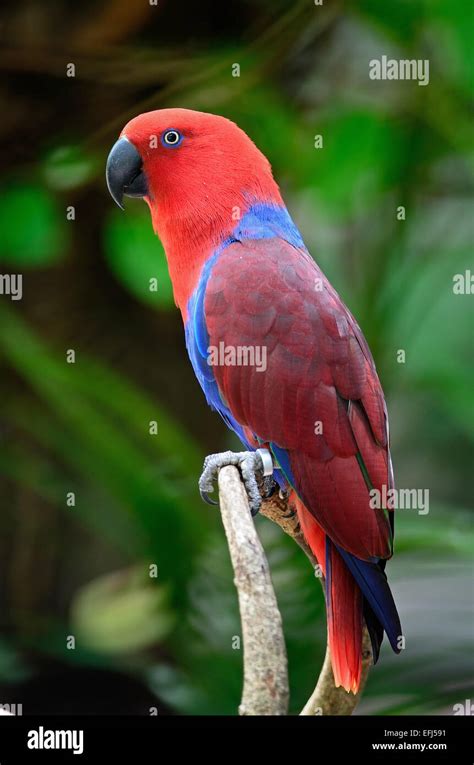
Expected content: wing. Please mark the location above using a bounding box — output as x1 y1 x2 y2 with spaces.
200 237 393 562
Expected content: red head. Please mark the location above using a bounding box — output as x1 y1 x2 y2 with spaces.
106 108 282 314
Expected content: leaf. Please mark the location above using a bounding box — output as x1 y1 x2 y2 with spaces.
0 184 68 267
42 145 99 191
0 307 211 605
71 567 175 654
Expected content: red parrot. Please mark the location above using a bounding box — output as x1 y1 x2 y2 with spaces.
106 108 402 693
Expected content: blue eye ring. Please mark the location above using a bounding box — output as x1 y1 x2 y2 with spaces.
161 129 183 148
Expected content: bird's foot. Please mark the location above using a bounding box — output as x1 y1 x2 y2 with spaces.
199 448 275 516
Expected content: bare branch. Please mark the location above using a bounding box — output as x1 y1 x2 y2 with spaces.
260 490 372 716
217 469 371 716
217 466 289 715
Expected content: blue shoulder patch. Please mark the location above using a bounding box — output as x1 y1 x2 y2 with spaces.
233 202 306 250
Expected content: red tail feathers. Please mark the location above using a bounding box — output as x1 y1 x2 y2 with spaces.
294 494 363 693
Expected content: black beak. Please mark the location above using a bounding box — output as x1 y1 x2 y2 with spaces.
106 136 148 210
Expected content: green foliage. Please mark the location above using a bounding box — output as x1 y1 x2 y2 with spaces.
42 145 99 191
0 308 211 607
0 184 68 266
71 567 175 655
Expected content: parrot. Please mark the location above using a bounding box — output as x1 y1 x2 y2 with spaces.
106 108 402 693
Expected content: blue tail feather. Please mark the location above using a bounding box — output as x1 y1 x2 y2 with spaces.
336 545 402 654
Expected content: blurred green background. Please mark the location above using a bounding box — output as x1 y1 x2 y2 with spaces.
0 0 472 715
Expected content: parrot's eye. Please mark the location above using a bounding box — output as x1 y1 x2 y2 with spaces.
162 129 183 148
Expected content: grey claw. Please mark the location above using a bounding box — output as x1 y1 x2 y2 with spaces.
198 449 274 517
200 489 218 506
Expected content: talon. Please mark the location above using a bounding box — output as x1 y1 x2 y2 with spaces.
198 448 274 516
250 502 261 517
200 489 218 506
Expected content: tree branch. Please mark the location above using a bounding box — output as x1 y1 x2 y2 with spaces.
217 465 289 715
217 467 371 716
260 490 372 716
